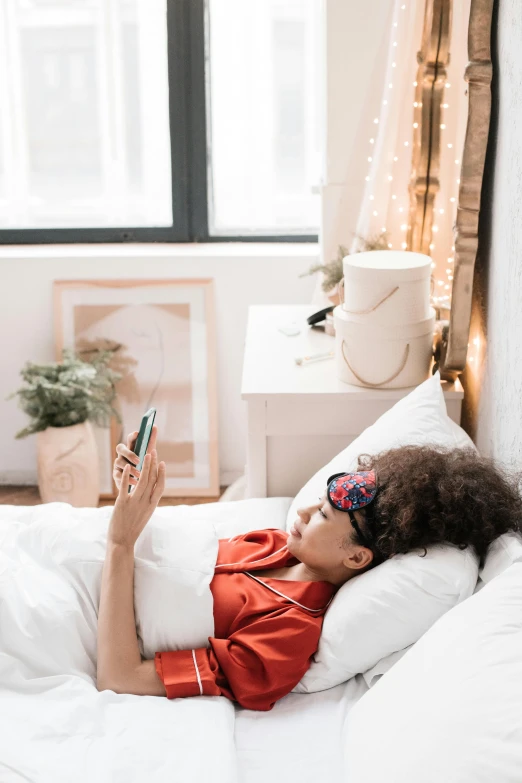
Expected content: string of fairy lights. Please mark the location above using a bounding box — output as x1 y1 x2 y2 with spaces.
363 1 460 311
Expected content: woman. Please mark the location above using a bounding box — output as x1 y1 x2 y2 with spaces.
97 426 522 711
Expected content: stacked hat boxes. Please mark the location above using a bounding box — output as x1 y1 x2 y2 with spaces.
334 251 435 389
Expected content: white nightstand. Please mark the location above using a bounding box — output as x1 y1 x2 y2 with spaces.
241 305 464 498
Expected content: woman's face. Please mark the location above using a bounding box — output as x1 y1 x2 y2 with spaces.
286 493 373 579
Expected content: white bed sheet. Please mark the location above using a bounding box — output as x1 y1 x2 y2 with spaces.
235 675 369 783
0 681 237 783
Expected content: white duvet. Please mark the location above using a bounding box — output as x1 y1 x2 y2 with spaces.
0 501 231 782
0 498 294 783
0 497 373 783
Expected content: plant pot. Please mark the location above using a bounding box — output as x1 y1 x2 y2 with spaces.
36 421 100 507
326 281 344 307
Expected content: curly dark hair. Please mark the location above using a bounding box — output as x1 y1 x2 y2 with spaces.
352 444 522 569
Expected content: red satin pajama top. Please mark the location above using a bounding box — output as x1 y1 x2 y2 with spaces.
154 529 337 711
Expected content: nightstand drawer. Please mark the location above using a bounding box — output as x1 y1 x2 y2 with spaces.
266 398 400 436
267 434 358 496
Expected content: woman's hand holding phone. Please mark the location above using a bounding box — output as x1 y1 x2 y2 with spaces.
108 446 166 549
113 425 158 491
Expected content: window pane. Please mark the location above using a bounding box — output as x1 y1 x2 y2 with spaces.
0 0 172 229
207 0 321 236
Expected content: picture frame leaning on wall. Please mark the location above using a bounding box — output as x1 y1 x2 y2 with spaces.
54 278 219 499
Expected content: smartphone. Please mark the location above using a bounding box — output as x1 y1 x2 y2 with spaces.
128 407 156 493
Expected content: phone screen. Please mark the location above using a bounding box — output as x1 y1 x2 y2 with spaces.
127 408 157 493
134 408 156 470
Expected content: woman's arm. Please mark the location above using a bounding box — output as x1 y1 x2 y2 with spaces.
96 446 166 696
97 542 165 696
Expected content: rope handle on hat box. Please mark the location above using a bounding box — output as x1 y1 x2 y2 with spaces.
338 279 400 314
341 340 410 387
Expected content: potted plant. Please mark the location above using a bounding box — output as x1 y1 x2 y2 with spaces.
8 346 122 507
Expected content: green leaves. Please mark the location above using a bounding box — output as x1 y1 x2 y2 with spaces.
299 232 392 292
8 346 123 438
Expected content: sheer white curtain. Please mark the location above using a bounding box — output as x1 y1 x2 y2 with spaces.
316 0 471 310
433 0 471 311
353 1 424 252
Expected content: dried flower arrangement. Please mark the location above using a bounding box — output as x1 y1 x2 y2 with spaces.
300 231 391 293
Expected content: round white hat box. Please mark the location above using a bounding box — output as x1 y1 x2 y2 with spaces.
334 305 436 389
342 250 432 326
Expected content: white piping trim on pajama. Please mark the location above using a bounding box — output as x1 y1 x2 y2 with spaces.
214 545 288 569
244 571 334 613
192 649 203 696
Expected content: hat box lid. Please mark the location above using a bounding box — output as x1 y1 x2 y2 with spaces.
344 250 432 282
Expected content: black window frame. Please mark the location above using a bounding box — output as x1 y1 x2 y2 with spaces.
0 0 318 245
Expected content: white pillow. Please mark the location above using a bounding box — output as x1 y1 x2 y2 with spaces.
293 544 478 693
286 371 475 527
344 562 522 783
362 645 412 688
0 502 219 680
443 408 478 450
289 371 479 693
479 530 522 583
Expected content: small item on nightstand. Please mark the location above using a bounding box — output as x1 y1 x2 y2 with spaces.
325 312 335 337
306 306 335 326
295 350 335 366
278 322 301 337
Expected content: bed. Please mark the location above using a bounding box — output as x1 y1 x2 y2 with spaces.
3 370 497 782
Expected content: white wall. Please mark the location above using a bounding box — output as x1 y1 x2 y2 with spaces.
0 243 318 486
471 0 522 468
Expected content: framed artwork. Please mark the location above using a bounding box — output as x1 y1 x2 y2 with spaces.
54 279 219 498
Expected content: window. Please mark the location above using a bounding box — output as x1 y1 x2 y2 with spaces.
207 0 321 236
0 0 173 236
0 0 320 243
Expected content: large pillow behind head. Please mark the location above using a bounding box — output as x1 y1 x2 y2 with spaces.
290 371 479 694
285 370 476 529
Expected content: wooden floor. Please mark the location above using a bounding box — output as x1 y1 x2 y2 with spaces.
0 485 226 507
